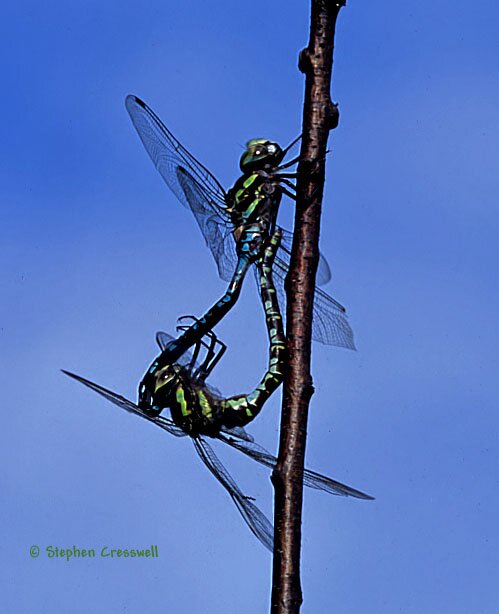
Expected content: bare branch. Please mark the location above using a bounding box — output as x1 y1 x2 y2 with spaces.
271 2 346 612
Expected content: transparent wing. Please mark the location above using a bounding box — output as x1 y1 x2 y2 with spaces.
220 425 255 443
308 282 356 350
177 168 238 282
156 331 196 368
279 228 331 286
193 437 274 552
126 95 227 207
255 257 356 349
62 370 187 438
218 433 374 500
156 331 172 351
126 95 237 281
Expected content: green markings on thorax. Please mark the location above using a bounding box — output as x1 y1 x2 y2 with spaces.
176 386 191 417
234 172 259 203
197 389 213 420
242 172 259 190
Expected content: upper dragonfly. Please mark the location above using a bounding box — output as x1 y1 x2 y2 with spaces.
125 95 355 363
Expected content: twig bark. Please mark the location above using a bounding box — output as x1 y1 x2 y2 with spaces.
270 2 346 612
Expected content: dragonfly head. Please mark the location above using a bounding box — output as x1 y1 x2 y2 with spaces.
240 139 284 172
138 363 182 415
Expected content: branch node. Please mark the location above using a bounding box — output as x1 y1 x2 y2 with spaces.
305 381 315 400
298 47 312 74
326 100 340 130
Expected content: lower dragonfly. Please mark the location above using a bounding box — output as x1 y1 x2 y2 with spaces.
63 234 373 551
126 94 355 366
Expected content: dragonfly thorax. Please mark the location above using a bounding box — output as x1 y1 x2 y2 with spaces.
139 358 225 436
138 361 187 415
169 382 225 437
239 139 284 172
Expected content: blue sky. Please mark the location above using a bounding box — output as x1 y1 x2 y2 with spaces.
2 1 498 612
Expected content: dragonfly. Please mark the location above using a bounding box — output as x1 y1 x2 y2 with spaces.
125 94 355 365
138 228 286 417
63 235 372 551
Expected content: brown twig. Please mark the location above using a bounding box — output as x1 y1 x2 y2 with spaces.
270 2 346 612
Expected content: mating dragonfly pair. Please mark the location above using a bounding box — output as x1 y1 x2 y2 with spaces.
64 95 372 553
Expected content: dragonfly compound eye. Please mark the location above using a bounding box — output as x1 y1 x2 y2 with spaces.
152 364 179 395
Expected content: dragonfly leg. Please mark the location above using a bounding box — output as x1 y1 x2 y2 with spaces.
199 334 227 381
276 173 299 180
188 337 203 375
176 316 207 372
221 229 286 426
281 187 297 201
177 317 218 356
276 155 301 170
194 330 227 383
277 178 297 191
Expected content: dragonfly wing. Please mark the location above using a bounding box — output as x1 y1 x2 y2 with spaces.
218 434 374 500
125 95 227 207
193 437 274 552
156 331 197 368
156 331 175 352
301 467 374 500
176 168 238 282
220 425 255 443
126 95 237 281
279 227 332 286
310 283 356 349
62 370 187 438
269 256 356 350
